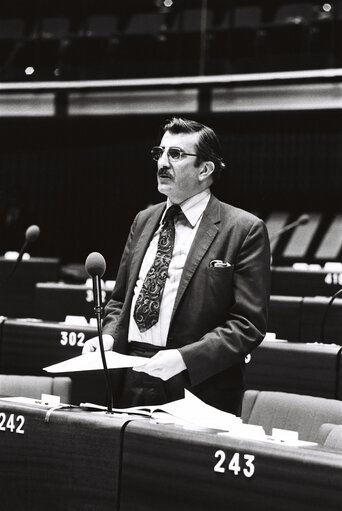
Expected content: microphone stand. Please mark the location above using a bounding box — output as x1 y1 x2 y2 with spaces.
92 275 114 414
5 240 29 282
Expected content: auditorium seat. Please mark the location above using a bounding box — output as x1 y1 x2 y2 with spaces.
257 3 314 71
177 7 215 75
231 4 263 73
115 10 172 78
314 213 342 261
0 17 26 80
241 390 342 441
34 16 71 79
63 14 119 79
320 424 342 449
308 3 335 68
209 4 262 75
266 211 290 251
0 374 72 403
282 212 322 261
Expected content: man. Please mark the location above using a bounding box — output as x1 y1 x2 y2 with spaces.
83 117 270 414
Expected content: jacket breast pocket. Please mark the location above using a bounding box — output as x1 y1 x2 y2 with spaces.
207 265 235 304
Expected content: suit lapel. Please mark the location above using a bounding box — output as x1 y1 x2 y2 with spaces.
126 204 165 298
170 195 221 323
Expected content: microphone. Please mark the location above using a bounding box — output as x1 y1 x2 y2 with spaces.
269 214 310 248
5 224 40 282
85 252 113 414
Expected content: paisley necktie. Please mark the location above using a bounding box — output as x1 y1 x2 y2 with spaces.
133 204 181 332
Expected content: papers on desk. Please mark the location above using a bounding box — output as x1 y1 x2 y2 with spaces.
43 351 148 373
81 389 242 432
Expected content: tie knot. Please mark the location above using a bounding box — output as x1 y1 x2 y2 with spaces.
163 204 181 225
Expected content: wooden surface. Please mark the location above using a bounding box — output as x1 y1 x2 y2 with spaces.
120 421 342 511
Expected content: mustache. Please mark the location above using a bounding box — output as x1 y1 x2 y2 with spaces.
157 168 173 179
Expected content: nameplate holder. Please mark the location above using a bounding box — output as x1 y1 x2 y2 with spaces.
40 394 60 407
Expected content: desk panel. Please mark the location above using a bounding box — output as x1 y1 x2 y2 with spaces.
301 296 342 344
245 341 341 398
0 319 96 374
120 421 342 511
0 257 59 317
35 282 112 321
268 295 302 341
271 267 341 296
0 319 110 405
0 400 129 511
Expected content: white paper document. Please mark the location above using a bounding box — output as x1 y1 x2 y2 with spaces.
43 351 148 373
81 389 242 431
157 390 242 430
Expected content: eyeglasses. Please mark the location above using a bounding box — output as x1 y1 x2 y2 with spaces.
151 146 197 162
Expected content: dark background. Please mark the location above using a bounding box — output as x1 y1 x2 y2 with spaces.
0 109 341 277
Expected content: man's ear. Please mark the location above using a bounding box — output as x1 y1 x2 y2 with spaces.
199 161 215 182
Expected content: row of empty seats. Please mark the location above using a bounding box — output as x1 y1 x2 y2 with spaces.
0 1 341 80
1 373 342 447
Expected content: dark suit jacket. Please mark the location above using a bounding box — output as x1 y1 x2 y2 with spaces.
102 195 270 410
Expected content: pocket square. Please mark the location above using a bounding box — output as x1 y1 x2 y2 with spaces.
209 260 231 268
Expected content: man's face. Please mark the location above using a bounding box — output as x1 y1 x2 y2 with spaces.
156 130 204 204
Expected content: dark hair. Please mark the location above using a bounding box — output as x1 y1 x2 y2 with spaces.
161 117 226 182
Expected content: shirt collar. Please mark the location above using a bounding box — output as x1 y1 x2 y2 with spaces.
164 189 211 228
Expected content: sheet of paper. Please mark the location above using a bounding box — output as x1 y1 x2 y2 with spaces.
43 351 147 373
158 390 242 431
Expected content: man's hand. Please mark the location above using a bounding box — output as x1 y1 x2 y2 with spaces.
133 349 186 380
82 334 114 354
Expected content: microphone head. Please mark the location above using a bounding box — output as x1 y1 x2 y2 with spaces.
298 214 310 225
85 252 106 278
25 224 40 243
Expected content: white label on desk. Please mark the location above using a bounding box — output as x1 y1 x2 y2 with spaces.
60 331 86 347
0 413 25 435
324 272 342 285
214 450 255 478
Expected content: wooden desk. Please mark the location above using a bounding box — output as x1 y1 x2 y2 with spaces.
35 282 112 321
0 399 130 511
271 266 341 296
0 319 109 405
245 341 342 398
120 421 342 511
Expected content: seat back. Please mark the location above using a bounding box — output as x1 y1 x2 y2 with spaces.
324 425 342 449
0 374 72 403
242 390 342 441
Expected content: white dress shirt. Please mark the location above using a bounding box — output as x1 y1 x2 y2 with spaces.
128 188 211 346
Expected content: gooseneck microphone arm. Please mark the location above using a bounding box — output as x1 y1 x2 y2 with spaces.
85 252 113 414
269 214 310 248
2 224 40 286
320 287 342 344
